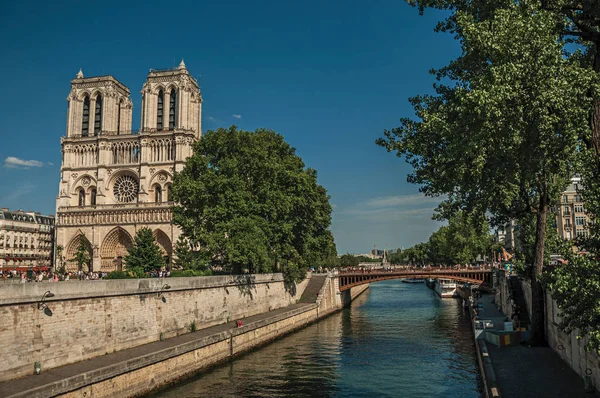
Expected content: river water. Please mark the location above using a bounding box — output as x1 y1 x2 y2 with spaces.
151 280 482 398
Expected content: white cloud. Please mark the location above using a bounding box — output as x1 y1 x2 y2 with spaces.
207 116 218 122
48 162 54 166
365 194 442 208
4 157 45 168
232 114 242 119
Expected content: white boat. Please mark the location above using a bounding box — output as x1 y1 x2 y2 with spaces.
435 278 457 298
401 278 424 284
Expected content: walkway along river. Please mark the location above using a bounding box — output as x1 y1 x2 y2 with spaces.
150 280 482 398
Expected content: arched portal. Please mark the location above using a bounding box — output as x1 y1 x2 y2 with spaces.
100 227 133 271
65 233 93 271
153 229 172 267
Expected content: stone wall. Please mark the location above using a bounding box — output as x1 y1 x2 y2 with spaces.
495 271 599 392
10 275 368 398
545 289 600 391
0 273 309 382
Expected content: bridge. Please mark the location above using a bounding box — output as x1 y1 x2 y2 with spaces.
338 268 493 291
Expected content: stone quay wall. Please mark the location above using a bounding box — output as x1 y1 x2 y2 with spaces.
0 273 310 382
495 271 600 392
10 277 368 398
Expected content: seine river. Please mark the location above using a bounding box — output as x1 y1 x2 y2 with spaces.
151 280 482 398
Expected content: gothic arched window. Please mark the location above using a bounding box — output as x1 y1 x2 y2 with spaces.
155 185 162 203
94 95 103 135
169 89 177 129
157 90 164 131
78 189 85 207
90 188 97 206
82 96 90 136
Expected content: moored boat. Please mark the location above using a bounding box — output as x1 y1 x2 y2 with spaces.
401 278 424 284
435 278 457 298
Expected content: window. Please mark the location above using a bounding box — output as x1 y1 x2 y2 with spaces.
155 185 162 203
90 188 97 205
166 184 171 202
169 89 177 129
565 218 571 227
82 96 90 136
94 95 103 135
576 216 586 226
78 189 85 206
564 206 570 214
575 204 585 213
575 194 582 202
157 90 164 131
563 195 569 203
577 229 589 238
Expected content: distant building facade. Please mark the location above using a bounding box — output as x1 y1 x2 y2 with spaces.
555 176 590 240
55 61 202 272
0 208 55 269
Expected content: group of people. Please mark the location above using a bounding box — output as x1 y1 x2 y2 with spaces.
0 269 108 282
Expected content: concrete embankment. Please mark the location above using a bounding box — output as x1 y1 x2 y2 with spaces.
0 275 369 398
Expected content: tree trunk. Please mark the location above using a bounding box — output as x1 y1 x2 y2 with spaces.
529 194 548 346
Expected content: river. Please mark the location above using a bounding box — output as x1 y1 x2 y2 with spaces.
150 280 482 398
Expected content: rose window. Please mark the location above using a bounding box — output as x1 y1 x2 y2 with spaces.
113 175 139 203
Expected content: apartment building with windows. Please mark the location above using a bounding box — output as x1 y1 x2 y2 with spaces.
0 208 55 270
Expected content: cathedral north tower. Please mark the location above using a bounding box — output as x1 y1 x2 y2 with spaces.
56 62 202 272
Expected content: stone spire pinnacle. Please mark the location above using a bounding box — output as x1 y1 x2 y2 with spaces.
178 59 186 69
76 68 84 79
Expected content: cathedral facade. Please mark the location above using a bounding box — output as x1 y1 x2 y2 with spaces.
55 61 202 271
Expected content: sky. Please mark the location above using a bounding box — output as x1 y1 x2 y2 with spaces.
0 0 459 254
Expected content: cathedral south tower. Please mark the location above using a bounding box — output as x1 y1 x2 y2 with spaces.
56 61 202 271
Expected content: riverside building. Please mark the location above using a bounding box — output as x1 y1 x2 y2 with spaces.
0 209 55 270
55 61 202 271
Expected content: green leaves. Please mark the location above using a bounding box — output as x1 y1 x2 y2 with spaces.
171 126 334 282
124 227 166 273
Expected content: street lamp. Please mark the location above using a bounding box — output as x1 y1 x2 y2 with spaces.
37 291 54 316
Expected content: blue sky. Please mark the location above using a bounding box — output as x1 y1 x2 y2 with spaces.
0 0 458 254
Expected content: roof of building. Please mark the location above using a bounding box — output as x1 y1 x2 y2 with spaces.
0 209 54 223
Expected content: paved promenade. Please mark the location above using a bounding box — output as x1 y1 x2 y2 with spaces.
477 294 597 397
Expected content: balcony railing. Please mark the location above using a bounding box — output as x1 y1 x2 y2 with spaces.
64 128 196 140
58 201 174 212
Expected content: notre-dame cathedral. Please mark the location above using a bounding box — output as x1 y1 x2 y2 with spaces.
55 61 202 271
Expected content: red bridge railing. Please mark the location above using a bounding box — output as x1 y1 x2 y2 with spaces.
337 268 493 292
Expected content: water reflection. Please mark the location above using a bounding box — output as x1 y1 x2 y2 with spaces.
150 280 481 398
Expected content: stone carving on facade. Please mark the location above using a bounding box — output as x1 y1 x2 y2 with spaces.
106 168 112 175
158 173 168 182
82 177 91 186
72 173 78 179
149 167 155 174
105 84 117 98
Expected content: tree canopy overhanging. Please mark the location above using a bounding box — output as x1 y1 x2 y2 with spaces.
171 126 335 283
378 1 596 345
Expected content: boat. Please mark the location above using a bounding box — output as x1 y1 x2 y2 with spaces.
401 278 424 283
435 278 457 298
425 278 435 289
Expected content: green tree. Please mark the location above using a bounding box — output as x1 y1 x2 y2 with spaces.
388 250 404 265
340 253 360 267
55 244 66 275
124 227 166 273
315 231 341 269
547 239 600 351
377 2 593 344
70 235 91 272
171 126 333 283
